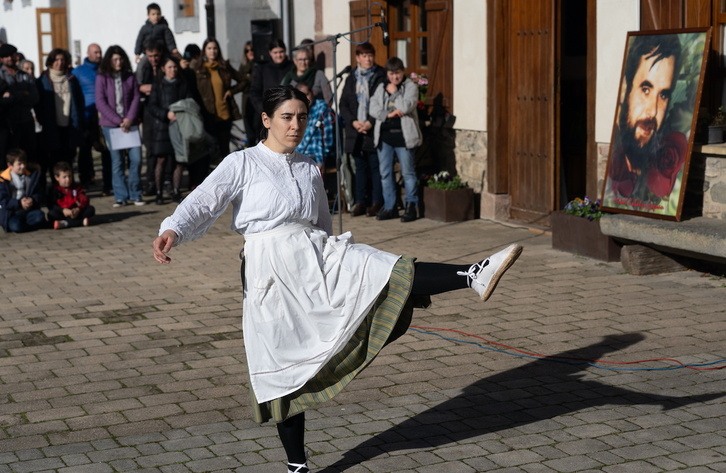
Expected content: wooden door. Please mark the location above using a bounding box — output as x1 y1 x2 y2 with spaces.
508 1 556 222
349 0 387 67
36 8 68 65
425 1 453 109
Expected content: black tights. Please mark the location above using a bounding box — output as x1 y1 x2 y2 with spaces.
277 261 476 462
278 412 307 465
411 262 471 295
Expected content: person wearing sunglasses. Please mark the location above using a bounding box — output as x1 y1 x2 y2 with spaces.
238 41 258 146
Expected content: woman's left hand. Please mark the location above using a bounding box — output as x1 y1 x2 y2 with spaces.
223 90 232 100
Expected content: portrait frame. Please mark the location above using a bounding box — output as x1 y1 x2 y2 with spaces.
601 27 711 221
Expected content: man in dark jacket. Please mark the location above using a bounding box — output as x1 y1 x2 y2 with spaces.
73 43 111 191
339 42 386 217
0 43 39 169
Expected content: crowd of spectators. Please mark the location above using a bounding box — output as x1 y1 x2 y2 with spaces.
0 2 424 233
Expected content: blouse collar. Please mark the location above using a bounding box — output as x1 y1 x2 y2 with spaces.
259 141 295 162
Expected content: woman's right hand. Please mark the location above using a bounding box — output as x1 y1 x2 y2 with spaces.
153 230 178 264
120 118 132 132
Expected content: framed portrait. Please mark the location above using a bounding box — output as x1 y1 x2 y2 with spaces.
601 28 711 221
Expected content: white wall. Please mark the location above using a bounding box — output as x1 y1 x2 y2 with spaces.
292 0 315 47
322 0 353 79
453 0 486 132
0 0 208 73
595 0 640 143
68 0 208 68
0 0 52 70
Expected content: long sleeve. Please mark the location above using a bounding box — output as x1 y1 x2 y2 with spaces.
126 75 142 121
22 75 39 108
226 63 247 96
314 175 332 235
95 75 123 126
338 74 356 125
163 25 178 52
392 79 419 115
159 154 243 245
368 84 387 121
134 26 147 56
249 66 264 114
322 107 334 158
147 82 168 121
313 69 332 105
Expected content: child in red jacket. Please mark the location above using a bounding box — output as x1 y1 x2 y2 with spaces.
47 161 96 229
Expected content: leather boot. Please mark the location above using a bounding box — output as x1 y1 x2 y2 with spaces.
400 202 417 222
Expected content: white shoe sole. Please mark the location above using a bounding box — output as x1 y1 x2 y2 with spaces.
480 244 523 301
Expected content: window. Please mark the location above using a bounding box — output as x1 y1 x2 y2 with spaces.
389 0 428 74
174 0 200 33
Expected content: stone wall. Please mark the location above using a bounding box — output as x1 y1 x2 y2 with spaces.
703 157 726 219
596 142 726 220
453 129 488 194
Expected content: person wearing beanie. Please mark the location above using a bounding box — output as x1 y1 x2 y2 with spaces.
0 43 39 169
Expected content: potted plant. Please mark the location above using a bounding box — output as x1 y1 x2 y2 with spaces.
708 106 725 144
422 171 475 222
410 72 430 126
551 197 620 262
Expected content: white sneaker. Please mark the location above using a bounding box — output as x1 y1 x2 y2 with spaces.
458 244 523 301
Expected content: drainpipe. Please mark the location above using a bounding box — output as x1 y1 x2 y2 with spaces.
206 0 216 39
281 0 290 48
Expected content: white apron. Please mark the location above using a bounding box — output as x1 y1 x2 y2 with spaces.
243 223 399 403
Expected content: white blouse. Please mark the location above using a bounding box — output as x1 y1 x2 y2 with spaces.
160 142 332 241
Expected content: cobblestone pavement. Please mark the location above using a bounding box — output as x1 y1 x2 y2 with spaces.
1 190 725 473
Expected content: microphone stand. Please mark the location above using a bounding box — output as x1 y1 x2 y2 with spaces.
294 22 383 235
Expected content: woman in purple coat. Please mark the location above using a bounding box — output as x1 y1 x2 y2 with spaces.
95 45 145 207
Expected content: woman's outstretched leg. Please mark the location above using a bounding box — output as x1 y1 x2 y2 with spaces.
412 244 523 301
277 412 308 472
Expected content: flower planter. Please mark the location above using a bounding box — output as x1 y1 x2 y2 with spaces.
423 187 475 222
707 125 725 144
551 211 620 262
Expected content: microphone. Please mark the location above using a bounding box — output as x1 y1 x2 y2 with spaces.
336 65 352 79
380 10 390 46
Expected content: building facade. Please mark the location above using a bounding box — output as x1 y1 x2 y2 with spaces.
2 0 725 222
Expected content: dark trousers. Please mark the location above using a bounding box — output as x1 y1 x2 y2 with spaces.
78 110 111 187
2 120 37 167
210 118 232 162
47 205 96 226
7 209 46 233
41 126 76 182
352 149 383 206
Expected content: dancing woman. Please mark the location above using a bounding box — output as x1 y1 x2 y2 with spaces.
152 86 522 473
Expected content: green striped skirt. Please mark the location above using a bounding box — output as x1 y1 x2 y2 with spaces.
250 255 429 424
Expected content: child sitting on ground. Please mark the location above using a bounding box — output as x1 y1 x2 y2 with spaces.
0 149 46 233
47 161 95 229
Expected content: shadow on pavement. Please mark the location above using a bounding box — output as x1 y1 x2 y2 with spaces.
93 210 159 224
319 333 724 472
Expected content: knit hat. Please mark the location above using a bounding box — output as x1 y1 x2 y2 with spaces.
0 43 18 58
